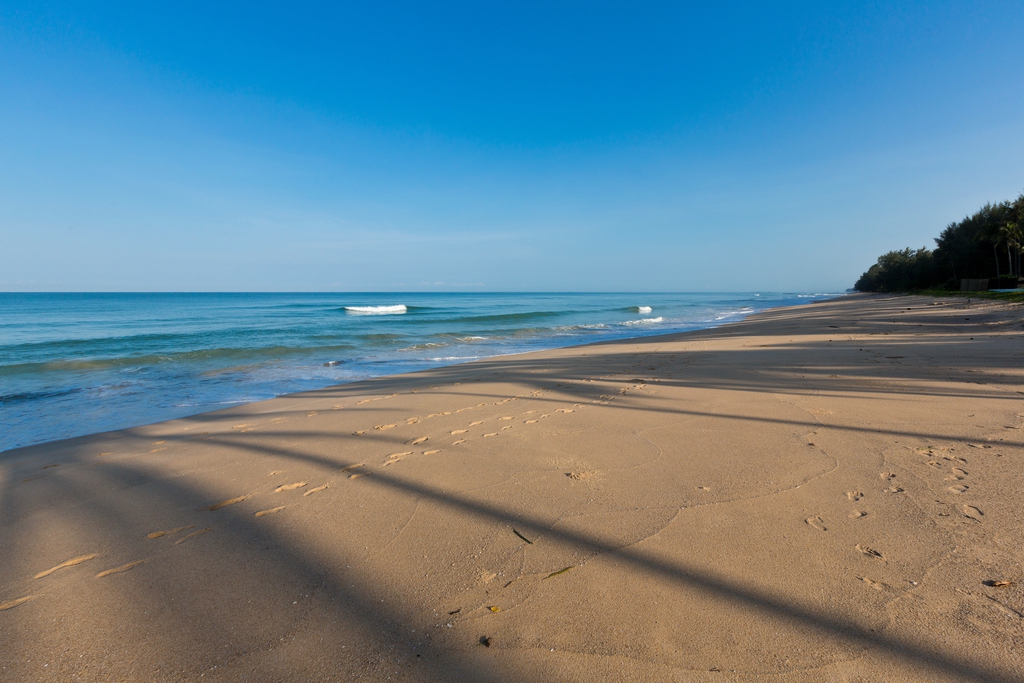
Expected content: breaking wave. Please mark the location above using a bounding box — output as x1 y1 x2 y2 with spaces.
344 305 408 315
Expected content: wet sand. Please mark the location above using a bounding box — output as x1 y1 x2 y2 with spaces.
1 293 1022 682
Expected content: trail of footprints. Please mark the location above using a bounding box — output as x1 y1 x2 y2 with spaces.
2 389 592 613
386 406 582 464
809 440 991 594
801 477 892 590
796 483 890 591
5 468 335 609
343 389 589 471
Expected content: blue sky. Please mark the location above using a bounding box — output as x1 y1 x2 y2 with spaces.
2 1 1022 292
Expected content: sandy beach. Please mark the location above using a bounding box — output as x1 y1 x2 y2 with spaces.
1 293 1022 682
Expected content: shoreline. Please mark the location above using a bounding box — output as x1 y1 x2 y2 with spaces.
2 292 1022 681
1 292 839 454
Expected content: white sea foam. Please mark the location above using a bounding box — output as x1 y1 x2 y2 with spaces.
623 317 664 325
457 336 488 341
401 342 445 351
636 305 652 313
344 305 407 315
714 308 752 320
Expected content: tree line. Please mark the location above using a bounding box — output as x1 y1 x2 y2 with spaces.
854 193 1023 292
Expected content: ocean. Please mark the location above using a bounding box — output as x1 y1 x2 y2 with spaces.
0 292 836 452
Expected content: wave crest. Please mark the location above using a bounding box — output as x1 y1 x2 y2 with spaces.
344 305 407 315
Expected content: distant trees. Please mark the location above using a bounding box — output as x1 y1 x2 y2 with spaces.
855 193 1023 291
854 248 937 292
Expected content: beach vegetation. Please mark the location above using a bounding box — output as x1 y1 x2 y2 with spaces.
854 248 937 292
855 192 1024 291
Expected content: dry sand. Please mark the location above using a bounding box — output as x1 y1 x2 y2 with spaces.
1 293 1022 682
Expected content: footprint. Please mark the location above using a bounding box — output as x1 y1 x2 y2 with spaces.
805 516 827 532
525 420 538 424
452 439 467 445
849 510 867 519
152 440 166 445
175 528 212 545
963 505 984 520
96 560 146 578
948 484 969 494
208 496 247 511
255 506 285 517
274 482 307 492
451 430 468 435
375 424 397 431
406 418 420 425
410 437 428 446
423 449 441 456
266 470 282 477
847 491 864 501
951 467 968 477
34 554 100 579
556 409 574 413
469 421 484 427
483 433 498 438
880 472 896 480
340 463 364 473
147 525 193 539
501 425 513 431
855 544 884 560
696 486 710 491
859 576 886 591
348 473 367 480
498 417 514 421
383 452 413 466
0 596 35 611
304 484 328 497
306 411 318 417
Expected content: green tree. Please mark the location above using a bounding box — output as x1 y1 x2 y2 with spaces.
854 248 936 292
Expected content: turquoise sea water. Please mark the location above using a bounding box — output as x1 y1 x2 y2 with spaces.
0 292 836 452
